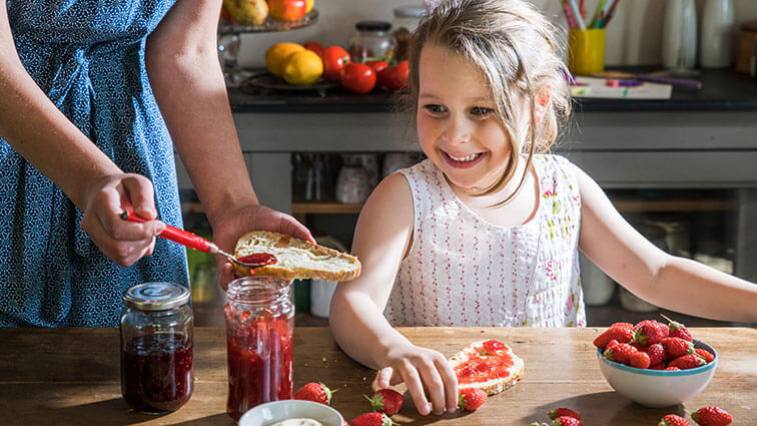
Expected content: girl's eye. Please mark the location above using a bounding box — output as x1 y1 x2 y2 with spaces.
423 104 447 114
470 106 494 117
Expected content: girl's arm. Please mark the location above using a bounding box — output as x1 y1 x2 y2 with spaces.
575 164 757 323
330 173 458 416
0 0 163 265
146 1 312 285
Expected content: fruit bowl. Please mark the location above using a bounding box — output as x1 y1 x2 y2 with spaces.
596 339 718 408
239 400 344 426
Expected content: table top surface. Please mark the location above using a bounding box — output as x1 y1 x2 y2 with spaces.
1 327 755 425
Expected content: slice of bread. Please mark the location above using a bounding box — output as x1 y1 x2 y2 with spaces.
234 231 361 282
448 340 525 396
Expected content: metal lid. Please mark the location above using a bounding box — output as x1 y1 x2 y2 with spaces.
356 20 392 32
123 282 190 311
394 5 427 19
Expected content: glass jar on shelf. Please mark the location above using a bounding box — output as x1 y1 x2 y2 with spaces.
392 5 427 61
349 20 396 63
225 276 294 421
120 282 194 414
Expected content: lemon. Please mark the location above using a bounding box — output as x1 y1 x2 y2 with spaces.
306 0 315 13
265 42 305 77
282 50 323 85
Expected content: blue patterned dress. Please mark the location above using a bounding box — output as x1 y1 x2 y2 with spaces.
0 1 189 327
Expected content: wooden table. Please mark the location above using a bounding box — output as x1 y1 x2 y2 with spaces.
1 327 755 425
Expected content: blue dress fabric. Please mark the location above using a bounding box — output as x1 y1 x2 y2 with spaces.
0 1 189 327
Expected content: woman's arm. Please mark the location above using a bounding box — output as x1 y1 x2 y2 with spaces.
0 0 163 265
575 164 757 323
330 173 458 416
146 1 312 285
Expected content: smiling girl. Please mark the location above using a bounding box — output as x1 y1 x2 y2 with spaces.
329 0 757 417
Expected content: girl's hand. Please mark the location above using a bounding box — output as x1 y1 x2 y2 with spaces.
80 174 165 266
211 203 314 288
376 342 458 416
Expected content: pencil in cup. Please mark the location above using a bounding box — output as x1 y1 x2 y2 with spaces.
568 28 605 76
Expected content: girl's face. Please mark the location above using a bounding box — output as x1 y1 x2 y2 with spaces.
416 44 513 194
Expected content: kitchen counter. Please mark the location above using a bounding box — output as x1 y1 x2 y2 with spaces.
2 327 755 425
229 69 757 114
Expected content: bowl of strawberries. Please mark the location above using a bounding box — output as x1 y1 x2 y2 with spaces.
593 316 718 408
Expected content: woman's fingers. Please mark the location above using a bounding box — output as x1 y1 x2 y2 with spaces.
121 174 157 219
398 362 432 416
377 367 394 389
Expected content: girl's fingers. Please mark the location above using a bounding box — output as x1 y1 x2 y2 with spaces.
435 356 459 412
399 363 431 416
416 359 447 415
377 367 394 389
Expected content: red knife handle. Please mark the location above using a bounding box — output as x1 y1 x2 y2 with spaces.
120 210 214 253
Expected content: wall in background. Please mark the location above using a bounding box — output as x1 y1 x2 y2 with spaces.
236 0 757 68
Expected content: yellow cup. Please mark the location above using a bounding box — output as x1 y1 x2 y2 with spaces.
568 29 605 76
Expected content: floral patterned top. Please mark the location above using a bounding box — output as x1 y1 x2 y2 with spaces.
385 155 586 327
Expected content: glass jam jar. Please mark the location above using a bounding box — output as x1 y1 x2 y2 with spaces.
392 6 427 61
225 276 294 421
120 282 193 414
349 20 396 63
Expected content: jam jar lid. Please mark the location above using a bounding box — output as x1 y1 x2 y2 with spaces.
356 20 392 32
123 282 190 311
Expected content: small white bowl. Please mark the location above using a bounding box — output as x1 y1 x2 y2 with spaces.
597 339 718 408
239 400 344 426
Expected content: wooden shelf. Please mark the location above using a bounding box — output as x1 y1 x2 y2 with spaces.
292 202 364 214
291 198 736 215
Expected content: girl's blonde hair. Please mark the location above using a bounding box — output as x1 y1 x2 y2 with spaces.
408 0 572 202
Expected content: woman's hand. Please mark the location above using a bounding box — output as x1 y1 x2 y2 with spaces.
80 173 165 266
211 203 314 288
376 342 458 416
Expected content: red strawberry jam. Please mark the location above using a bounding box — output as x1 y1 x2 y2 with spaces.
455 342 514 385
225 304 294 421
121 333 193 413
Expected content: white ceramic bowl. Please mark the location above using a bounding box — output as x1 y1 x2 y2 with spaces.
238 400 344 426
597 339 718 408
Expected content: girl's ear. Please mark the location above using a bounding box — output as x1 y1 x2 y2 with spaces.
533 83 552 125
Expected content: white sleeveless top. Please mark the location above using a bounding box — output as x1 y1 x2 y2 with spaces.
385 154 586 327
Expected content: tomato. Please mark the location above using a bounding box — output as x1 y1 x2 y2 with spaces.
268 0 307 22
321 45 351 82
341 63 376 94
303 41 325 58
365 60 389 74
378 60 409 92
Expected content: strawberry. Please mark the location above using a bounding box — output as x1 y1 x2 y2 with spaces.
611 322 634 330
294 382 334 405
650 363 666 370
644 343 666 366
351 412 395 426
548 407 581 420
482 339 507 353
665 366 681 371
695 348 715 363
661 314 693 342
593 325 634 349
365 389 404 416
633 320 669 346
668 354 706 370
603 342 638 364
551 416 584 426
692 406 733 426
662 337 695 359
659 414 691 426
629 351 651 369
458 388 487 412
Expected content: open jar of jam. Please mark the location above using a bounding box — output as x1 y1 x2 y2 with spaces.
225 276 294 421
120 282 193 414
